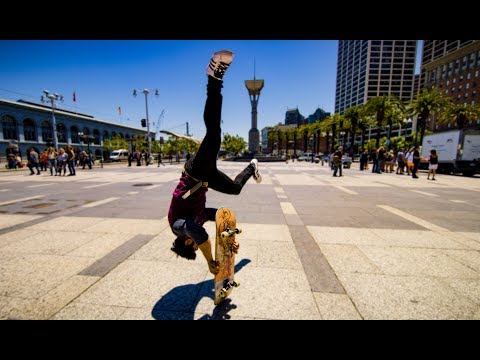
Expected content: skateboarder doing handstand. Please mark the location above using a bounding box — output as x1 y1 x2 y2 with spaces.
168 50 262 275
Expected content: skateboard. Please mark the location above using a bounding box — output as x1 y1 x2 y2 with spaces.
214 207 241 305
159 130 202 145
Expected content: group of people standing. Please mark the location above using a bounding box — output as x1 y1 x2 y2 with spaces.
359 146 438 180
26 146 79 176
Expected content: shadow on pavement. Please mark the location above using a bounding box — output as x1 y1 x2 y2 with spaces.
151 259 251 320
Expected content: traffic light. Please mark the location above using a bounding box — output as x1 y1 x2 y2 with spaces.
141 119 146 127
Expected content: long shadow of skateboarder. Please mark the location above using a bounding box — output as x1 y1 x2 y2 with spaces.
151 258 251 320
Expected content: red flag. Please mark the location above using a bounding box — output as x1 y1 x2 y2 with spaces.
73 91 76 102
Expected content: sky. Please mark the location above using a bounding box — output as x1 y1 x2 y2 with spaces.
0 40 423 141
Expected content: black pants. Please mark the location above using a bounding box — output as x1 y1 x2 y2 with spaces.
184 76 254 195
412 160 420 177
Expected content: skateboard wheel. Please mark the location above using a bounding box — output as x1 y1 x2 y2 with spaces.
236 228 242 235
219 289 227 297
233 281 240 287
221 231 229 239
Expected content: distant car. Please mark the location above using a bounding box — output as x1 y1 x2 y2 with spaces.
342 155 352 168
110 149 129 162
298 153 315 161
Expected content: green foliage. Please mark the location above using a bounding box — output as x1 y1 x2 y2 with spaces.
161 137 200 155
222 133 247 155
103 134 128 152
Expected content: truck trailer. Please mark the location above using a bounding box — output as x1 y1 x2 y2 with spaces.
420 129 480 176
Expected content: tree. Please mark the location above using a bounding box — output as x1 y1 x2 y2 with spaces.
267 129 278 154
320 116 335 153
407 89 450 146
222 134 247 156
365 95 401 148
326 113 343 152
102 134 127 152
343 105 364 153
277 128 286 155
358 114 375 152
384 100 406 150
438 103 480 130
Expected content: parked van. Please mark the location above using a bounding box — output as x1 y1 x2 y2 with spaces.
110 149 129 162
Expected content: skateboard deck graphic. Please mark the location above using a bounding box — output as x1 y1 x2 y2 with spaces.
214 207 241 305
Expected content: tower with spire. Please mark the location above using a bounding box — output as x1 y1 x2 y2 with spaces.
245 58 264 154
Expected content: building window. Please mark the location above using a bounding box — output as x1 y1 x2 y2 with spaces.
446 80 450 86
453 78 456 84
23 118 36 141
475 70 479 78
466 83 470 89
71 126 79 143
93 129 100 145
57 123 66 143
41 120 52 143
467 73 471 80
82 127 90 136
103 130 110 140
2 115 18 140
448 123 451 128
469 53 475 69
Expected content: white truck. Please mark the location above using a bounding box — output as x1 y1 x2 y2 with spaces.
420 129 480 176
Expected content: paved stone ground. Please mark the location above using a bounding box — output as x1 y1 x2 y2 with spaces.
0 161 479 320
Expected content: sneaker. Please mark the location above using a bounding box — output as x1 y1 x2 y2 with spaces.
250 159 262 183
207 50 234 80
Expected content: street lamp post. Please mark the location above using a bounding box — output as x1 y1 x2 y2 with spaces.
78 132 95 153
41 90 63 150
133 88 159 165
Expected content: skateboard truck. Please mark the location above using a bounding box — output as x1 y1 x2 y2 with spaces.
219 279 241 298
221 227 242 240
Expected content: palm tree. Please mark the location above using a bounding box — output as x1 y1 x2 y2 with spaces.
438 103 480 130
407 89 450 146
286 127 299 156
365 95 401 148
311 121 322 154
319 118 332 153
325 113 343 152
358 114 375 151
384 100 406 150
343 105 364 153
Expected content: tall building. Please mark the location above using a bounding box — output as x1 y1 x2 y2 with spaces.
419 40 480 131
335 40 417 114
307 108 330 124
419 40 479 102
284 108 304 126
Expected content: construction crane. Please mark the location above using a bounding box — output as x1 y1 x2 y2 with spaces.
153 109 165 141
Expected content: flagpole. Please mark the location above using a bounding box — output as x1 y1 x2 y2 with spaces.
73 91 77 114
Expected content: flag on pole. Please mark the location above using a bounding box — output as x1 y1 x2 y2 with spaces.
118 106 121 115
73 91 76 102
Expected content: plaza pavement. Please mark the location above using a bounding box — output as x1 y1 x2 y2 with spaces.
0 160 479 320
